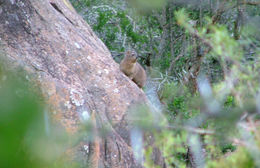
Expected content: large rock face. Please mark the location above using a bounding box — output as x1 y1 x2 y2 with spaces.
0 0 149 167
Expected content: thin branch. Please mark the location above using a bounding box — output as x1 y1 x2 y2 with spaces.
241 1 260 6
211 1 260 25
166 125 215 135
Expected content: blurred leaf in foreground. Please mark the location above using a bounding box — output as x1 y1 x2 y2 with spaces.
0 62 77 168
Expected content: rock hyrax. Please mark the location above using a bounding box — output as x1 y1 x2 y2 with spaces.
120 50 147 88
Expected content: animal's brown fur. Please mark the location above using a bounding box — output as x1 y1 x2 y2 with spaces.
120 50 146 88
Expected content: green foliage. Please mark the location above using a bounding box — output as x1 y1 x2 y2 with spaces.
94 10 113 31
224 95 235 107
159 82 200 121
0 67 43 167
155 130 188 168
221 143 236 153
129 0 167 11
145 5 260 167
208 147 255 168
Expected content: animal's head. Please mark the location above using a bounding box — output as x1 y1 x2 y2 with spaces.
125 50 138 63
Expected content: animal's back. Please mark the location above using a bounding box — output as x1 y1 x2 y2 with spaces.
132 62 146 88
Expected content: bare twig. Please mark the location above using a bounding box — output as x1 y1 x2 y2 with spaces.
167 125 215 135
241 1 260 6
